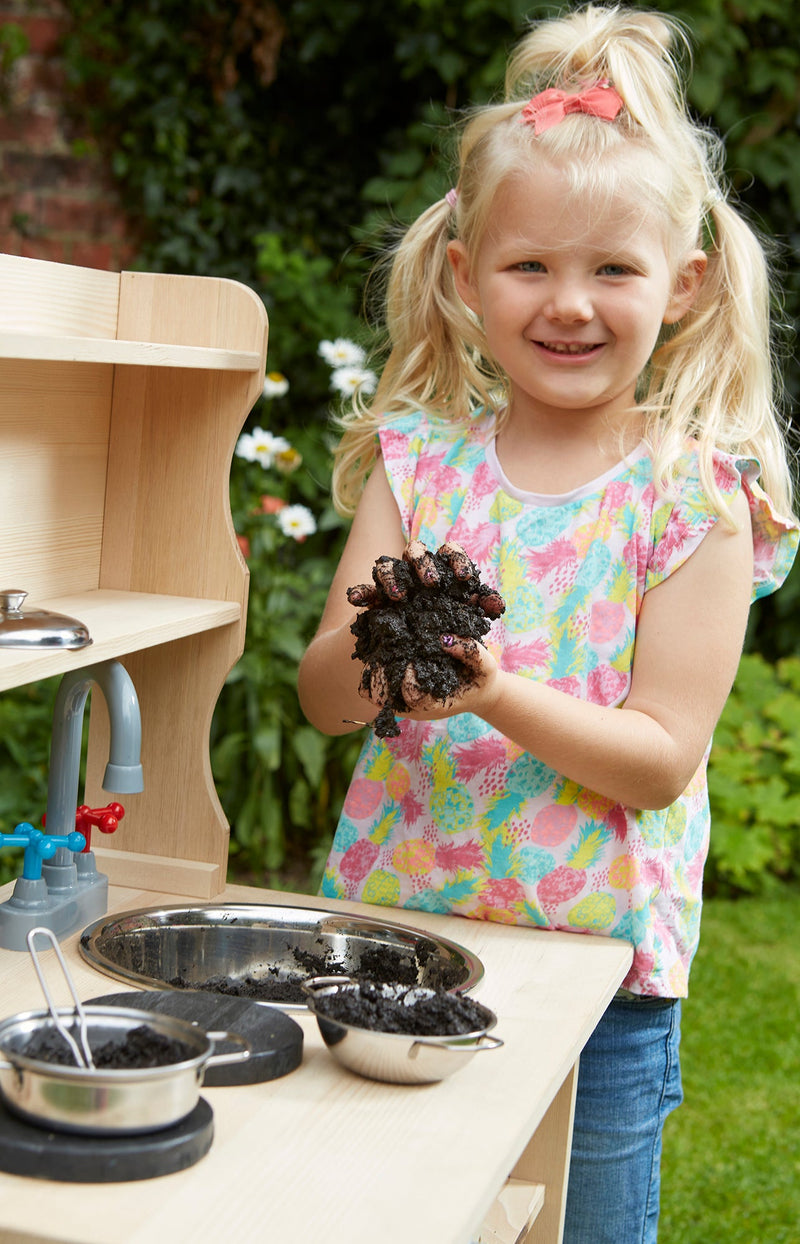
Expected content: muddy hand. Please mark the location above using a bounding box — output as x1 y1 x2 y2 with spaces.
477 588 505 619
374 554 413 601
347 554 412 607
402 540 441 587
346 582 380 607
437 541 476 581
440 634 483 669
435 541 505 618
358 661 390 706
403 539 477 588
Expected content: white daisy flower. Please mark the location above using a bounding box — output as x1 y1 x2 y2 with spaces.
276 503 317 541
274 445 303 475
235 427 291 468
318 338 366 368
262 371 289 398
330 366 378 396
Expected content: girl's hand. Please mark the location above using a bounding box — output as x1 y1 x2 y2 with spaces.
350 539 505 734
394 631 501 723
348 539 504 616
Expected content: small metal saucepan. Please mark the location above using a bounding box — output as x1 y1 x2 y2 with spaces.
0 1005 250 1135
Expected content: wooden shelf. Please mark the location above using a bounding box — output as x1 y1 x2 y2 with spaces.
0 255 269 891
0 590 241 690
0 331 263 371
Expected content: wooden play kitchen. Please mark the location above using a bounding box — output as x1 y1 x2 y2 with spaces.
0 255 632 1244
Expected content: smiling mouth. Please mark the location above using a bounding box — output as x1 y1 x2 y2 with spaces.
538 341 602 355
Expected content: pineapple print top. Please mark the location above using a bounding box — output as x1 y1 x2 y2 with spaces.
320 409 799 996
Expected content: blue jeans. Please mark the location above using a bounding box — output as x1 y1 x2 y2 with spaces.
563 997 683 1244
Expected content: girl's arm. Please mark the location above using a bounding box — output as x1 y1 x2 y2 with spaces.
415 489 754 809
301 462 754 810
297 461 406 735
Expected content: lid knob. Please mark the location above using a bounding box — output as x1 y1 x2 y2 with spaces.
0 590 28 613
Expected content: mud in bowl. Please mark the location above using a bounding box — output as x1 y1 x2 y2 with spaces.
303 977 503 1085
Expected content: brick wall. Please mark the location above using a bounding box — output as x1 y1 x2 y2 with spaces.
0 0 136 270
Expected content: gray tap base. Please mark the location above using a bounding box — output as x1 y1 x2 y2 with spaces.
0 863 108 951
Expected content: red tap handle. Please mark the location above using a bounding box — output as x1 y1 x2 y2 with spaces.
74 803 125 851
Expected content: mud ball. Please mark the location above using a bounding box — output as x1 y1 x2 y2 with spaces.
349 547 505 738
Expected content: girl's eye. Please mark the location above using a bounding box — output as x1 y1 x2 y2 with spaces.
599 263 630 276
516 260 546 273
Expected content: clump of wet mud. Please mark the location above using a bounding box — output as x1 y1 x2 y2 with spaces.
310 981 493 1036
348 546 504 737
167 939 464 1007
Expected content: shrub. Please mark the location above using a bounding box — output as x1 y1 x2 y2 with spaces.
210 334 372 888
706 653 800 895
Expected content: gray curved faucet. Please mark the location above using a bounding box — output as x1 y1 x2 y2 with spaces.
45 659 144 839
0 659 144 948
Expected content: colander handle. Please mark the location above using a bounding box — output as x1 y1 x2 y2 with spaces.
409 1033 504 1057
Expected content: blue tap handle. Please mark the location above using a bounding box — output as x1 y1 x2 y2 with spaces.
1 824 86 880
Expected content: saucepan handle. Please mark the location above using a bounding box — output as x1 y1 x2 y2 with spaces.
205 1029 251 1068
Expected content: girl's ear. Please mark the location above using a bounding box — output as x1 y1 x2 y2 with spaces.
447 240 482 316
663 249 707 324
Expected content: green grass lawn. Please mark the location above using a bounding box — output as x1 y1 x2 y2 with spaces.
659 888 800 1243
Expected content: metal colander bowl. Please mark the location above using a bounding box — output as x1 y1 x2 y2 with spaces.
302 977 503 1085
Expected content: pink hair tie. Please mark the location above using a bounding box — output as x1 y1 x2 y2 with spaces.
444 187 459 209
519 79 624 135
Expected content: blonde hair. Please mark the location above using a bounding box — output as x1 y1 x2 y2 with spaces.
332 3 795 521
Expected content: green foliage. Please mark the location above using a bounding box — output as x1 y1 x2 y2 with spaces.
252 232 364 384
211 388 364 886
0 680 58 886
674 0 800 412
706 653 800 894
0 20 28 75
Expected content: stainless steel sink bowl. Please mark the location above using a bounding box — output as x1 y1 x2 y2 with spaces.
79 903 484 1010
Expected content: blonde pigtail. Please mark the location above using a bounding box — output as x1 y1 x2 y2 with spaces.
331 197 498 516
646 197 795 522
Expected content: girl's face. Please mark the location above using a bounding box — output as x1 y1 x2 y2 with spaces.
448 162 705 434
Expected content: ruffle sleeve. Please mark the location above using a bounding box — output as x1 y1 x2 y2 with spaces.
378 410 487 544
377 411 428 539
646 449 799 600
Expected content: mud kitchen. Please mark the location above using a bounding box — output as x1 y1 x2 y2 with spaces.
0 255 631 1244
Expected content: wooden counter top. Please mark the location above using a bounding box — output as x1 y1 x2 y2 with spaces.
0 881 632 1244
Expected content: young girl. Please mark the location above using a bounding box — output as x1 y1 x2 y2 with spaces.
298 5 798 1240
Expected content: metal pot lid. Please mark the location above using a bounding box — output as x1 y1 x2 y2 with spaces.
0 590 92 650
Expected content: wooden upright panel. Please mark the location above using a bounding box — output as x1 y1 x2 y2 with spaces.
0 361 112 598
83 271 268 890
0 258 120 601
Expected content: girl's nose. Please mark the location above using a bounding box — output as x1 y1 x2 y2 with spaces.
544 280 593 322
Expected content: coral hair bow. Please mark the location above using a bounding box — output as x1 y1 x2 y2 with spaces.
519 79 624 135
